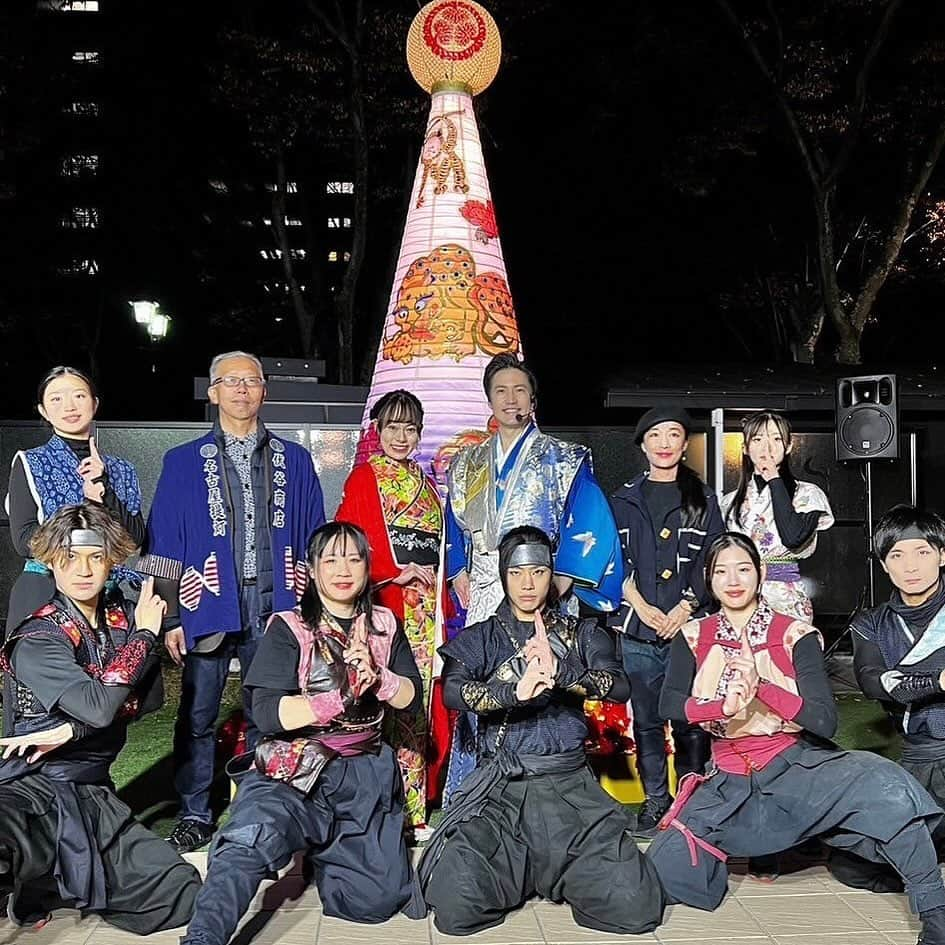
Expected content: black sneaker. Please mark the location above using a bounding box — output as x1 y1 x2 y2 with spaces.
166 818 216 853
633 795 672 840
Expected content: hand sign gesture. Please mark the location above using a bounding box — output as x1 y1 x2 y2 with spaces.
134 576 166 634
523 609 557 677
343 615 378 698
722 632 760 718
517 610 556 702
78 436 106 502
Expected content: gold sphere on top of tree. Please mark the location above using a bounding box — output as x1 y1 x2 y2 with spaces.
407 0 501 96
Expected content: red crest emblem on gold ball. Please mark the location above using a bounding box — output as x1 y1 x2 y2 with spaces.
422 1 487 62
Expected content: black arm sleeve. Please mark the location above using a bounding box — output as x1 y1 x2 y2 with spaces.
768 479 821 550
852 627 896 702
7 455 41 557
557 621 629 702
102 482 147 548
659 633 698 722
441 655 519 714
388 625 423 715
11 635 132 729
245 620 303 735
789 634 838 738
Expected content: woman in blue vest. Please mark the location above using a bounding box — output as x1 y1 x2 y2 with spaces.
4 366 144 634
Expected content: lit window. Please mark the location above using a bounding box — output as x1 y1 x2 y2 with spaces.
60 206 99 228
238 219 254 228
327 217 341 228
208 179 228 194
63 101 100 117
285 217 302 226
264 181 299 193
259 249 283 260
327 251 338 262
343 217 352 228
60 154 99 176
262 217 272 226
343 251 351 262
61 1 100 10
72 50 101 64
58 258 99 275
326 181 354 194
289 248 306 259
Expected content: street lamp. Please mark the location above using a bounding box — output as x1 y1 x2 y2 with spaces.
147 312 170 339
130 300 159 325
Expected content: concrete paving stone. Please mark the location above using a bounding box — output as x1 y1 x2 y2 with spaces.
838 894 920 934
770 935 892 944
730 866 834 898
741 892 870 936
656 896 770 941
431 903 545 944
533 901 659 943
0 911 99 945
318 913 431 945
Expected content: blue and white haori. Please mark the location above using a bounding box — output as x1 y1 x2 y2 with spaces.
7 434 142 585
446 422 622 624
142 429 325 650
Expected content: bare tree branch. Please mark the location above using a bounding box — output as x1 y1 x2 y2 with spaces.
825 0 904 187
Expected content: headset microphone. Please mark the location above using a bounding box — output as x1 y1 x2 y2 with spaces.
515 413 526 423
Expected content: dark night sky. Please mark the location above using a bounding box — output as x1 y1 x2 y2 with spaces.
3 0 945 423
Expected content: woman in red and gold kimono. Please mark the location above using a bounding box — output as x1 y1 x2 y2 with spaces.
336 390 446 836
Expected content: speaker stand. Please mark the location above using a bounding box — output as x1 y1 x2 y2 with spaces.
865 459 875 608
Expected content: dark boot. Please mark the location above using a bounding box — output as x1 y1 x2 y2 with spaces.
633 794 672 840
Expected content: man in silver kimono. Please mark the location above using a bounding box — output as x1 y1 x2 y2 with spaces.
442 353 622 801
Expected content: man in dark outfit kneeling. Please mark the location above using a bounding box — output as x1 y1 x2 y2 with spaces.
419 525 665 936
0 503 200 932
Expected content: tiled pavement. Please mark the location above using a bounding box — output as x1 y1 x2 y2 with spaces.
12 857 926 945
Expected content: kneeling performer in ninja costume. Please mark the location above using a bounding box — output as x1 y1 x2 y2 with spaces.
0 503 200 932
181 521 424 945
419 525 665 937
648 532 945 945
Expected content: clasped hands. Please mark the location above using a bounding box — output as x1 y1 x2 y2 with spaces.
515 610 558 702
722 632 760 718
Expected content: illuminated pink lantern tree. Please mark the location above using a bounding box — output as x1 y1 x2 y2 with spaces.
356 0 521 487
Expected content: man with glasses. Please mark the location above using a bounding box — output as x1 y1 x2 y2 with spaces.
141 351 325 852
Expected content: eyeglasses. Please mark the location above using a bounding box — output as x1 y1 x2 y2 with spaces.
210 375 266 389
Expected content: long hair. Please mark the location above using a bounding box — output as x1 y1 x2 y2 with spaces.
728 410 798 529
704 532 763 605
298 521 380 634
30 502 136 569
677 464 709 529
497 525 560 611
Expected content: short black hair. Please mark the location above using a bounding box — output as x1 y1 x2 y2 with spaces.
483 353 538 401
370 389 424 431
498 525 558 607
872 506 945 561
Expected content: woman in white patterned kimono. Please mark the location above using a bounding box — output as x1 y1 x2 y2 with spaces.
721 411 833 623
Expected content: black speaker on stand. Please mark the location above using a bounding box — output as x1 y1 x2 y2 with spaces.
835 374 899 607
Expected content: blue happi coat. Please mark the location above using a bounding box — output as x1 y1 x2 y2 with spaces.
143 429 325 649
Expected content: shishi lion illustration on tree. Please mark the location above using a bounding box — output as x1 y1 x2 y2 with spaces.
382 243 520 365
